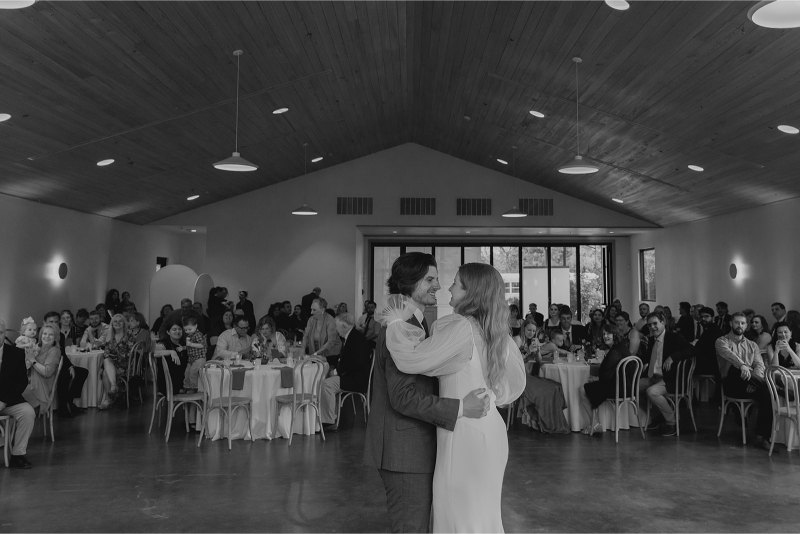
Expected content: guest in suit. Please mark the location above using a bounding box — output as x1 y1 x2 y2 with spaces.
0 319 36 468
524 302 545 329
715 301 732 335
363 252 490 533
301 287 321 319
320 313 373 426
635 302 650 334
641 311 697 436
42 312 88 418
302 297 341 368
558 305 589 351
355 300 381 349
676 301 695 342
694 307 723 376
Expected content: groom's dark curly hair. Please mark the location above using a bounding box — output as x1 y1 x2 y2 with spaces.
387 252 437 296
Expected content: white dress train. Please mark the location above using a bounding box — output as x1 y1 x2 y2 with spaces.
378 302 526 533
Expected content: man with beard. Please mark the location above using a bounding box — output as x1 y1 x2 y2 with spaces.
694 307 724 378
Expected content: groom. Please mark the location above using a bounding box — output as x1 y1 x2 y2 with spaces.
363 252 490 533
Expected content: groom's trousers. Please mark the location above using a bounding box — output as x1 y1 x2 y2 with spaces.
378 469 433 533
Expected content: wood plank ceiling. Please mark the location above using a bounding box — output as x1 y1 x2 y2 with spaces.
0 1 798 226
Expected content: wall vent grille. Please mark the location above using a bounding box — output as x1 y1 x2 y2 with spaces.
336 197 373 215
400 197 436 215
456 198 492 216
519 198 554 216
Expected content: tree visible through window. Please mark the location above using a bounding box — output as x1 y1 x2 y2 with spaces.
640 248 656 301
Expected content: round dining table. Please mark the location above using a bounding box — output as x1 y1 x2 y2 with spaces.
66 349 105 408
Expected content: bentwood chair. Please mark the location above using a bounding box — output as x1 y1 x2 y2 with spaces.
591 356 646 442
0 415 15 467
335 350 375 429
123 341 147 408
148 351 204 442
717 382 758 445
663 358 697 436
765 365 800 456
197 361 253 449
38 358 64 442
275 359 326 445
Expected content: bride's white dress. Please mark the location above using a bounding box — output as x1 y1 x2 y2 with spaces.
378 301 526 533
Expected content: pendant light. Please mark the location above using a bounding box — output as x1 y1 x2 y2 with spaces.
214 50 258 172
748 1 800 28
503 146 527 218
558 57 599 175
292 143 318 215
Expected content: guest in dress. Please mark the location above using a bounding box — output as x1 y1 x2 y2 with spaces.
155 324 189 396
335 302 349 316
22 324 61 411
99 314 134 409
663 305 678 334
251 316 287 360
750 315 773 366
604 304 619 324
508 304 522 346
0 319 36 469
42 313 88 418
58 310 81 348
615 311 642 357
587 308 607 350
151 304 173 335
302 297 341 368
579 324 632 434
766 323 800 369
126 312 152 352
544 303 561 338
519 319 542 375
518 322 570 433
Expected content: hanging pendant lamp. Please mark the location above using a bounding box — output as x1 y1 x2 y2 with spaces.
214 50 258 172
748 1 800 28
559 57 599 175
503 146 527 218
292 143 318 215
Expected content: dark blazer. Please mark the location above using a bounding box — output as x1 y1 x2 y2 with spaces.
715 313 732 335
561 324 590 348
584 343 632 408
644 330 697 393
0 339 29 407
301 291 318 318
338 328 372 393
363 316 459 474
676 315 696 343
526 312 545 327
695 322 723 375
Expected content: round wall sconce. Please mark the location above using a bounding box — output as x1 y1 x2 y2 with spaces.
729 263 737 280
58 262 68 280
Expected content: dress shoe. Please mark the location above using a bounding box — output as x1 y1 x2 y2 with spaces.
10 455 32 469
322 423 339 433
754 436 775 452
660 423 677 437
646 419 662 431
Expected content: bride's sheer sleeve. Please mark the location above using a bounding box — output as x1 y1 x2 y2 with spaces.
493 336 527 406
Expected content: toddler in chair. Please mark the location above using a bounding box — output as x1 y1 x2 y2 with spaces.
181 316 206 394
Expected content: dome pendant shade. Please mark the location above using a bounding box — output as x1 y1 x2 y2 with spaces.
558 155 599 174
213 152 258 172
748 1 800 29
502 206 527 218
291 203 318 216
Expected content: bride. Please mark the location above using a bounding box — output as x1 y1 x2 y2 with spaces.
377 263 526 533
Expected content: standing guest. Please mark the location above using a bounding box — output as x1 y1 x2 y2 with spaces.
558 306 589 352
288 304 307 339
95 303 111 323
715 302 732 335
126 312 152 353
771 302 788 328
524 303 545 328
635 303 651 334
303 297 342 368
282 301 293 317
301 287 322 319
74 308 89 339
207 309 235 360
675 301 695 341
320 313 373 427
151 304 173 335
0 319 36 469
641 311 697 436
181 316 206 394
22 324 61 411
612 298 623 312
42 313 88 418
59 310 81 347
251 316 287 360
587 308 607 349
356 300 381 349
105 289 122 315
159 298 202 339
579 324 632 434
207 287 231 321
694 307 724 377
213 316 252 360
99 314 133 409
120 291 134 310
615 311 642 357
272 302 291 333
235 291 256 335
544 303 561 338
80 309 109 348
155 324 189 397
508 305 523 345
191 302 211 334
604 304 619 324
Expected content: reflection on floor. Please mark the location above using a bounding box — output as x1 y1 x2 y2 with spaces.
2 398 799 532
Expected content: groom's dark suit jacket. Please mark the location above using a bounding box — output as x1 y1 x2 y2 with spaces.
363 315 459 474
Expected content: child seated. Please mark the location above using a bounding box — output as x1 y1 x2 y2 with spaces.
181 317 207 393
16 317 40 363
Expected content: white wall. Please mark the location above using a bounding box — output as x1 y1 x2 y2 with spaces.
0 193 180 330
157 143 649 320
629 196 800 319
178 233 207 275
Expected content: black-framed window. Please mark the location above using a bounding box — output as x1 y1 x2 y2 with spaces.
639 248 656 302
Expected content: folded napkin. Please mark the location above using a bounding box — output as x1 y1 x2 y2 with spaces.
272 366 295 388
231 368 249 390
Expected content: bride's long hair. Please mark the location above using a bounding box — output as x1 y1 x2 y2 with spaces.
453 263 509 395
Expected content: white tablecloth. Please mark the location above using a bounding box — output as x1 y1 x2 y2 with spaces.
539 362 641 432
197 361 328 441
67 350 105 408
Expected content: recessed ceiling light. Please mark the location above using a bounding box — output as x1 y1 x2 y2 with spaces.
191 229 197 233
605 0 630 10
0 113 10 122
497 159 508 165
612 198 624 204
748 1 800 29
96 159 114 166
273 108 289 114
529 110 545 118
392 231 397 234
538 231 544 234
463 115 471 121
688 165 704 172
778 125 799 134
311 157 323 162
187 195 200 201
465 231 471 234
609 231 615 234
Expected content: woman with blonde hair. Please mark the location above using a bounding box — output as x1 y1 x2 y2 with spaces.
99 314 134 409
377 262 525 533
22 324 61 410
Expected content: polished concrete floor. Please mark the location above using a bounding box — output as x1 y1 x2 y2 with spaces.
2 397 800 532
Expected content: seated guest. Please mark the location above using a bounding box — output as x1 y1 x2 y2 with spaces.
543 303 561 337
159 298 203 339
785 310 800 345
302 297 342 368
120 291 134 312
207 286 227 322
663 306 678 333
80 309 109 348
579 324 632 434
335 302 349 316
21 324 61 411
151 304 173 335
207 309 235 359
355 300 380 349
603 304 619 324
587 308 607 349
694 307 723 377
320 313 372 427
635 303 650 333
715 313 770 450
675 302 694 341
508 304 523 345
539 330 571 361
181 316 206 394
642 311 697 436
73 308 89 340
42 313 88 418
0 319 36 469
750 315 773 362
99 314 134 409
557 306 589 351
154 324 188 396
766 322 800 369
517 323 570 434
742 308 756 340
518 319 542 374
126 312 152 353
615 311 642 357
524 302 544 328
58 310 81 347
715 301 732 335
121 302 137 320
251 316 287 360
213 315 252 360
96 303 111 323
689 304 705 345
192 302 211 334
771 302 787 329
105 289 122 315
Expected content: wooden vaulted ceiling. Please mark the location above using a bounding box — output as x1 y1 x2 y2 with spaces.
1 1 799 226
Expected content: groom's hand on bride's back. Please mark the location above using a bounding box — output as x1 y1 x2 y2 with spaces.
462 388 491 419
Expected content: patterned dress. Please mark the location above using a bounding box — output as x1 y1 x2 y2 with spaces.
104 333 136 376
